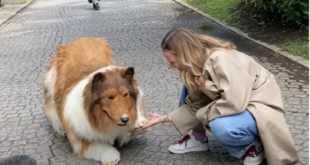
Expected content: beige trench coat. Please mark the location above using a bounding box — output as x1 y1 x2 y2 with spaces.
168 49 299 165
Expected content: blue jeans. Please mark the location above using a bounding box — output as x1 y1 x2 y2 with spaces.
179 85 259 158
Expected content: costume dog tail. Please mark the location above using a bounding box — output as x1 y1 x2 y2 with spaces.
0 155 37 165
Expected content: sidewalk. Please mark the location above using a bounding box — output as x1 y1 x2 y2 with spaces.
0 1 32 27
0 0 308 164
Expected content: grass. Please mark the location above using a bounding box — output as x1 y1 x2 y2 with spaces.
282 40 309 59
184 0 240 21
182 0 309 59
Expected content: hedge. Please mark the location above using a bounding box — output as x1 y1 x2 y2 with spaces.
248 0 309 25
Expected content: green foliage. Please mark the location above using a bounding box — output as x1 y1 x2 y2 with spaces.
282 40 309 59
184 0 240 21
250 0 309 25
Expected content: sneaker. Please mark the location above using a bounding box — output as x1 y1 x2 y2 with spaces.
168 131 208 154
243 141 265 165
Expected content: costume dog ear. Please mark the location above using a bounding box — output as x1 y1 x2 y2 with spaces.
122 67 134 80
91 72 105 93
92 72 105 84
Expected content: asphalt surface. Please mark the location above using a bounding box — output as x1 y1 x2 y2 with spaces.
0 0 308 164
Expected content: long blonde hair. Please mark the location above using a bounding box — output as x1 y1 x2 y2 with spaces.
161 28 236 91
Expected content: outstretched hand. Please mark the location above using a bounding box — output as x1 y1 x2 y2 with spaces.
136 113 169 131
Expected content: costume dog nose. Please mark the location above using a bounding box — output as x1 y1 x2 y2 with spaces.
120 117 129 123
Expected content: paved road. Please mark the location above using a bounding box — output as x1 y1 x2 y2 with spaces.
0 0 308 164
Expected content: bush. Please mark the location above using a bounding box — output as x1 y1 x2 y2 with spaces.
250 0 309 25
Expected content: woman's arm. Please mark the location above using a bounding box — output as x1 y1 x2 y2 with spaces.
137 105 201 136
136 113 170 130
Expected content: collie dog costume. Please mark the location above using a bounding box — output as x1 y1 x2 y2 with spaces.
41 37 148 165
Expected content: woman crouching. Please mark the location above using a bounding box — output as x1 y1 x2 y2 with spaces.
139 28 299 165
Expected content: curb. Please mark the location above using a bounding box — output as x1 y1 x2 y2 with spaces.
173 0 309 69
0 0 34 27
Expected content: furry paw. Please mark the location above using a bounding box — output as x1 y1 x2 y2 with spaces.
102 159 119 165
100 147 120 165
86 142 120 165
135 116 148 128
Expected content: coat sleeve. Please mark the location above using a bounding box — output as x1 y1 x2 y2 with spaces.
204 50 254 117
168 105 201 136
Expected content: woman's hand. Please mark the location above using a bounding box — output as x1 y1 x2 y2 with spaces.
136 113 170 131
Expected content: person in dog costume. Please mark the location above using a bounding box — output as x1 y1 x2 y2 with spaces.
139 28 299 165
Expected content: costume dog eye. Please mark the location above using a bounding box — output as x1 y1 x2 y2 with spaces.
108 96 114 99
124 93 128 97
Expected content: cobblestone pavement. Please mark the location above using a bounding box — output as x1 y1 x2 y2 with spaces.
0 0 308 164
